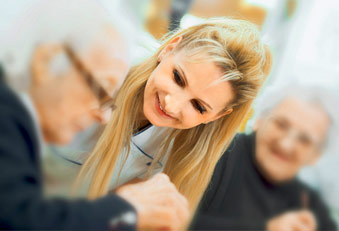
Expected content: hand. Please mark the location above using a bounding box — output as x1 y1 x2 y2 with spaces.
116 173 190 230
267 210 317 231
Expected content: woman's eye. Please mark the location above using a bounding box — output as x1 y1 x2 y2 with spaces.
173 69 185 87
192 100 207 114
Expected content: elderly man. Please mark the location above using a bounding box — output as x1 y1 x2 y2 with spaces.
0 1 189 230
191 84 337 231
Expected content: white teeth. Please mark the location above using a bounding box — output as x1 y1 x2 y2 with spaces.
158 100 167 114
158 95 170 116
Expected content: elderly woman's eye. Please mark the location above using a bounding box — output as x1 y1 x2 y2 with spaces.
173 69 185 87
274 118 288 130
191 100 207 114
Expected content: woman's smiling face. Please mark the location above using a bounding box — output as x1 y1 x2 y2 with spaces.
143 40 234 129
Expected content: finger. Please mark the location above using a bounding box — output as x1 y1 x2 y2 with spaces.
159 176 190 224
152 190 189 229
167 194 190 229
175 207 190 229
147 205 181 230
153 173 170 182
298 211 317 230
146 173 170 189
173 199 190 227
159 178 188 208
165 186 188 207
136 205 169 229
292 219 314 231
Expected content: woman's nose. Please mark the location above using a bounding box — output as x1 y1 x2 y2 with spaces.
164 94 185 116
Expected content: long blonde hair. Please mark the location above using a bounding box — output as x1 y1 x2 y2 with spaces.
76 17 272 213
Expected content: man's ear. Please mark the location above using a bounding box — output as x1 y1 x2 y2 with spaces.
159 36 183 59
203 108 233 124
31 43 63 86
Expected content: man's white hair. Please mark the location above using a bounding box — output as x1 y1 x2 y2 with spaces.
0 0 135 89
253 82 339 153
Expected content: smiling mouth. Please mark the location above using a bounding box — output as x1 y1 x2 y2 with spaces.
270 148 291 163
155 93 175 119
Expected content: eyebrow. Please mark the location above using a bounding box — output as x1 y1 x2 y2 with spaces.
199 99 213 110
177 64 213 111
177 64 188 87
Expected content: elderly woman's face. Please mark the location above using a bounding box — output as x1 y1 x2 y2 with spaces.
143 48 234 129
254 97 330 182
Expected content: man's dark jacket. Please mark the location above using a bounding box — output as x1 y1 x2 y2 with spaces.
191 133 336 230
0 69 136 230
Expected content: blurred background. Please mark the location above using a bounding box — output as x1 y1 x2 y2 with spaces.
1 0 338 226
2 0 339 94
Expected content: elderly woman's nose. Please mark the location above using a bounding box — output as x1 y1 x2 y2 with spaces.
278 131 298 153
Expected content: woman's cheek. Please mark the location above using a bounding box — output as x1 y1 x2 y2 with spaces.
183 110 198 126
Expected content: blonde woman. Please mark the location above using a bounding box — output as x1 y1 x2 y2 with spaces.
76 17 272 217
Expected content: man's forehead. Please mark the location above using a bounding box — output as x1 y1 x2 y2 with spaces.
77 29 130 95
80 27 130 63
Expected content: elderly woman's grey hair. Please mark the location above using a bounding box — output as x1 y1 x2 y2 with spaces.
253 83 339 154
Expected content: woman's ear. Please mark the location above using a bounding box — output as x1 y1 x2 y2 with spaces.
31 43 63 86
159 36 183 59
169 36 183 46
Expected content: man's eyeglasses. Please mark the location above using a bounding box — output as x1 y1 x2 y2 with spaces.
63 45 116 112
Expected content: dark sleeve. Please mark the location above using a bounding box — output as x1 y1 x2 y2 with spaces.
0 108 136 230
195 136 240 212
0 65 4 82
191 214 266 230
191 134 268 230
309 190 337 231
191 136 265 230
